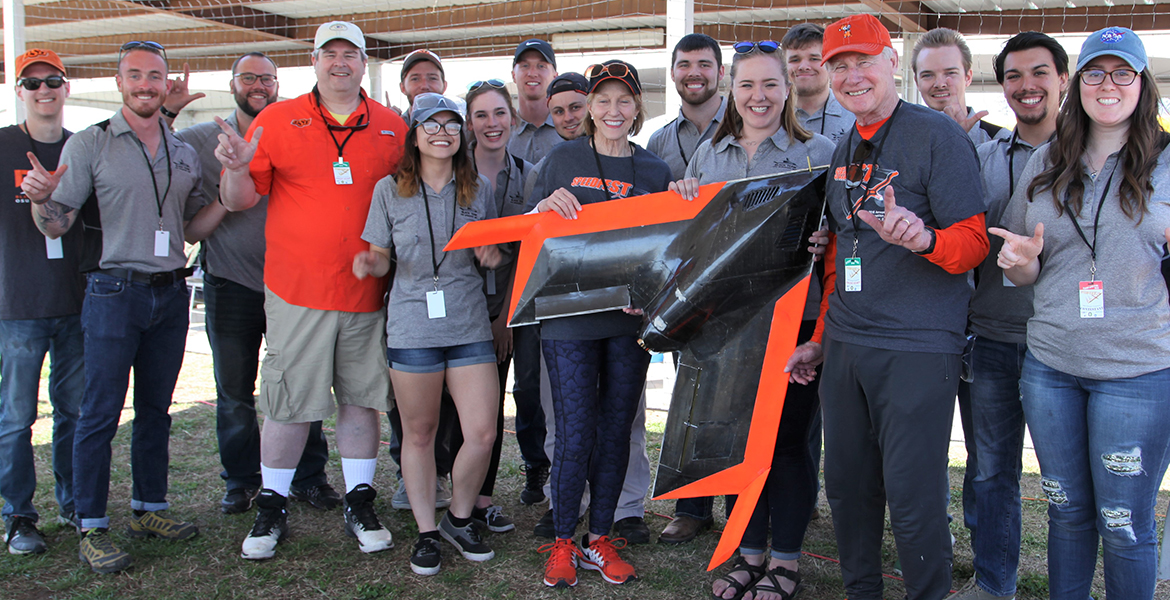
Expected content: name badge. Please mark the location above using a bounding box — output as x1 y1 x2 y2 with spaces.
844 257 862 292
1002 272 1016 288
1079 281 1103 318
45 236 63 260
486 269 496 295
154 230 170 257
426 290 446 319
333 161 353 185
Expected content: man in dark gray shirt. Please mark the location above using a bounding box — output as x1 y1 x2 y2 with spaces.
647 33 726 180
171 52 338 516
949 32 1068 600
508 39 561 164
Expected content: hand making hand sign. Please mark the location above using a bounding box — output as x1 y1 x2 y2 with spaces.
988 223 1045 286
21 152 68 204
214 116 263 172
856 186 932 253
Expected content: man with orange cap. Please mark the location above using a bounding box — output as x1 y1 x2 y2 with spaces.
784 14 988 600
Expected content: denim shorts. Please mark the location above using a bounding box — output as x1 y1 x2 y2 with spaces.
387 341 496 374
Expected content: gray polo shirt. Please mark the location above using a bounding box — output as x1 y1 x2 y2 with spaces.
474 154 533 318
362 174 496 348
646 96 727 180
1002 145 1170 380
795 92 855 145
964 107 1012 146
968 131 1038 344
54 110 206 273
508 114 561 164
175 111 267 292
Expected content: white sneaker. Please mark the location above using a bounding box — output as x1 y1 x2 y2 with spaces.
241 489 288 560
344 484 393 553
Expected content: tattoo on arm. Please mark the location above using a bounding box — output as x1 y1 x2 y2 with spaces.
32 200 77 236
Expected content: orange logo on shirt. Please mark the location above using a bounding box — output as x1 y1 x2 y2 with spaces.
291 118 312 128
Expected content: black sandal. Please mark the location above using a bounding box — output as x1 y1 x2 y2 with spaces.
711 555 767 600
745 564 803 600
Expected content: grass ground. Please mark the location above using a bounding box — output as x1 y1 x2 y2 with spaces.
3 350 1170 599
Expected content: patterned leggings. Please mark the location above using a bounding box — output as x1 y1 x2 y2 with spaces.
543 335 651 538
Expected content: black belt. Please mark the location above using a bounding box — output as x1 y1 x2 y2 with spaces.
95 267 194 287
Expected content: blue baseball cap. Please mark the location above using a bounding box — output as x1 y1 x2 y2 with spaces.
1076 27 1147 72
410 93 463 128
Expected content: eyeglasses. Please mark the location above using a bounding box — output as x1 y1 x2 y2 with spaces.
118 40 167 65
842 139 874 190
420 120 462 135
734 41 780 54
585 62 630 79
1080 68 1137 86
468 79 506 93
234 73 277 86
17 76 67 91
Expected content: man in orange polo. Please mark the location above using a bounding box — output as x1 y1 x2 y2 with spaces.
216 21 407 560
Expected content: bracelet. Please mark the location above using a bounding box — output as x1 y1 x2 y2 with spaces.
159 106 179 119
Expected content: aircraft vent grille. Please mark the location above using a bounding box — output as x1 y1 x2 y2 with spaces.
741 186 781 211
774 210 808 251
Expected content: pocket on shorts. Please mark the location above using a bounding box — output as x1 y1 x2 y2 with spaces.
259 350 291 421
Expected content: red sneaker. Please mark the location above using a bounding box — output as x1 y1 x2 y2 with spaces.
580 535 637 584
539 538 583 588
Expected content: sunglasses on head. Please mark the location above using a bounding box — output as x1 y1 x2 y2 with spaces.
584 62 630 79
118 40 167 65
17 76 66 91
843 139 875 190
734 41 780 54
420 120 463 135
467 79 506 93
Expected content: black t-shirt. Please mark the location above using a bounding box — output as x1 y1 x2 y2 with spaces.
0 124 83 320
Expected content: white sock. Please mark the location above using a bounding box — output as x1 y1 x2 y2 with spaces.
341 458 377 493
261 464 296 498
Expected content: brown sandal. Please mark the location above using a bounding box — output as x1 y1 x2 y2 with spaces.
744 564 803 600
712 555 767 600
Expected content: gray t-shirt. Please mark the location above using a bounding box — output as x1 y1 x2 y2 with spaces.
1001 144 1170 379
362 174 495 348
968 131 1038 344
795 92 855 145
508 114 562 165
175 112 267 292
824 101 985 355
475 154 533 318
646 96 727 180
54 110 207 273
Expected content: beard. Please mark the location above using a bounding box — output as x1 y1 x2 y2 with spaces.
1014 100 1050 126
124 92 162 119
678 81 717 106
235 91 274 118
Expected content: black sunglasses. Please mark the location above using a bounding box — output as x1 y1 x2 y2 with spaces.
734 41 780 54
843 139 875 190
468 79 506 93
118 41 167 65
18 76 67 91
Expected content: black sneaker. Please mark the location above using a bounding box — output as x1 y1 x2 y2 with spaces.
533 509 555 539
410 534 442 576
471 504 515 533
521 464 549 505
221 487 258 515
343 484 393 553
438 513 494 561
241 490 288 560
289 483 342 510
6 516 46 555
612 516 651 545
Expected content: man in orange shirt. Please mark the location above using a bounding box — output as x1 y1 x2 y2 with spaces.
216 21 407 560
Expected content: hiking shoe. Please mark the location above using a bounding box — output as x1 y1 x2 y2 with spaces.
57 511 79 529
221 487 258 515
79 528 131 574
534 508 555 539
289 483 342 510
391 475 411 510
945 578 1016 600
390 477 453 510
612 516 650 544
241 489 288 560
521 464 549 505
580 535 636 584
410 534 442 576
127 511 198 540
540 538 583 588
438 512 494 561
343 484 393 553
435 477 452 509
6 517 46 555
471 505 515 533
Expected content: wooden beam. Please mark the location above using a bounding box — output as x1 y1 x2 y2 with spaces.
859 0 927 33
936 5 1169 35
60 48 312 78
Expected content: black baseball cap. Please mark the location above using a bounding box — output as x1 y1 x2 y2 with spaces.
514 39 556 69
546 72 588 100
585 60 641 96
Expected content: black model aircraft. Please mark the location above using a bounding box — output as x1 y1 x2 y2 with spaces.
447 167 827 569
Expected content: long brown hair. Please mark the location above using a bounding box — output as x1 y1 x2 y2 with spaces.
1027 67 1168 221
712 48 812 145
396 115 480 207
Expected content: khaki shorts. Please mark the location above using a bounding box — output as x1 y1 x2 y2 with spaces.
258 287 392 423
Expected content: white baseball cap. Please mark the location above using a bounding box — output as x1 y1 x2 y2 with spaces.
314 21 366 51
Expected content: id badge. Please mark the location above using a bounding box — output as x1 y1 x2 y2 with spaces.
844 257 862 292
426 290 446 319
333 161 353 185
45 236 63 260
1002 272 1016 288
154 230 170 257
485 269 496 295
1079 281 1103 318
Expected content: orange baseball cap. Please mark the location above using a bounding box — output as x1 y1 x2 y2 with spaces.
821 14 893 65
16 48 66 78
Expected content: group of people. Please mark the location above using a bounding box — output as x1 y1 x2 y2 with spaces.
0 12 1167 600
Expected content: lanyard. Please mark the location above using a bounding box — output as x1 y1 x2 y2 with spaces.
134 122 173 230
818 97 829 136
1063 163 1117 281
590 136 636 201
844 100 903 244
674 121 690 167
314 89 367 161
421 182 457 289
1007 131 1019 200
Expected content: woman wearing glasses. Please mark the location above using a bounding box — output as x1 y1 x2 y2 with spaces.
671 40 834 600
354 93 503 576
992 28 1170 600
527 60 672 588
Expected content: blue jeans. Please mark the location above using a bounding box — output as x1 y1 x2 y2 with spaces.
511 324 548 469
203 272 328 492
1021 352 1170 600
966 336 1027 597
0 315 84 522
74 273 189 529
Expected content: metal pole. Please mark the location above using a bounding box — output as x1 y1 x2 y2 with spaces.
3 0 27 125
664 0 694 121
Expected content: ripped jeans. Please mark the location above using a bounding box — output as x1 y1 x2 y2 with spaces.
1020 352 1170 600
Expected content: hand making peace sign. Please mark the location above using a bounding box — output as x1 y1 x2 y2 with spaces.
21 152 68 204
